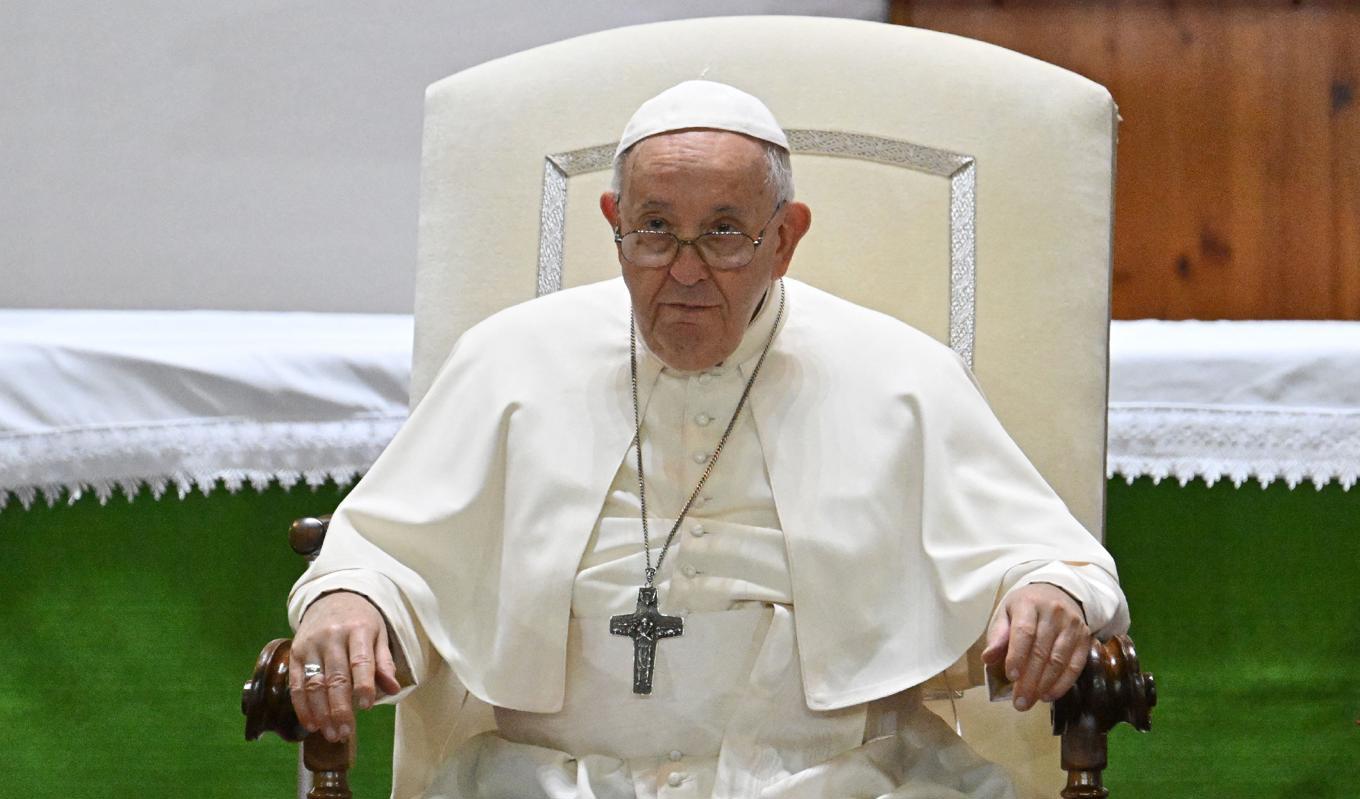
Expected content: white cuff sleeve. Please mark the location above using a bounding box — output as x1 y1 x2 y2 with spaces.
997 560 1130 639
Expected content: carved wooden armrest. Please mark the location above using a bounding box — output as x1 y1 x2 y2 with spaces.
247 515 352 798
1050 635 1156 799
243 638 355 799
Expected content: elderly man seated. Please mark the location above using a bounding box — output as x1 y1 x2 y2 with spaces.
286 81 1129 799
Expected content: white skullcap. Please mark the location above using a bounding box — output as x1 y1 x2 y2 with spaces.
615 80 789 159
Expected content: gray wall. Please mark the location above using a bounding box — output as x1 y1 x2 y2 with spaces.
2 1 886 312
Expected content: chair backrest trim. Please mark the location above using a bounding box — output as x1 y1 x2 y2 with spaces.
537 130 978 364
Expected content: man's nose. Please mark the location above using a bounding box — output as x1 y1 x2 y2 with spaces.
668 242 708 286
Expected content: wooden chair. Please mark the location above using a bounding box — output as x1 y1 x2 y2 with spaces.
243 15 1157 798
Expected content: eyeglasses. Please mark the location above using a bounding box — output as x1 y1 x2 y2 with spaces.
613 203 784 271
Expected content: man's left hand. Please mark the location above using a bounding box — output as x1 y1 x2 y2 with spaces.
980 583 1089 712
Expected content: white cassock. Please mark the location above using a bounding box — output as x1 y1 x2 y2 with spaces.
289 278 1129 799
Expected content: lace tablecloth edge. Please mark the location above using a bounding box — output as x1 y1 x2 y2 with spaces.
0 415 405 510
1105 404 1359 490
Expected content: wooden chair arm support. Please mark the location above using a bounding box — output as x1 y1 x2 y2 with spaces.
1051 634 1156 799
243 638 355 799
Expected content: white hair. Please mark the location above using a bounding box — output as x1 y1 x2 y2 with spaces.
610 138 795 205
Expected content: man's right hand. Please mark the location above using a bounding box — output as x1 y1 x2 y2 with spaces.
289 591 402 742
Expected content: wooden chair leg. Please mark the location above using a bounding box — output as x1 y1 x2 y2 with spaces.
1051 634 1156 798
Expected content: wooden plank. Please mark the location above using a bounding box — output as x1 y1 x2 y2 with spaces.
1331 8 1360 319
890 1 1360 320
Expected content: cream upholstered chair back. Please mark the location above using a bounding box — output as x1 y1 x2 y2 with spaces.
412 18 1116 796
414 15 1115 539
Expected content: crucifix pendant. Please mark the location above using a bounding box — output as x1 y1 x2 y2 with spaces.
609 586 683 694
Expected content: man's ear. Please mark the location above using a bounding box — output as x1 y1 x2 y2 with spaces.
771 201 812 279
600 191 621 230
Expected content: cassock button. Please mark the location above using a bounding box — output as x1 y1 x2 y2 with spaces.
669 750 683 762
692 451 708 464
681 564 698 579
668 772 686 787
690 524 705 538
694 412 712 427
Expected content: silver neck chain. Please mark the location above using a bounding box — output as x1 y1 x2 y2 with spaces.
628 279 786 588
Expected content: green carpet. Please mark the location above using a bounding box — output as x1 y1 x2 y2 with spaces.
1103 478 1360 798
0 483 395 799
2 478 1356 797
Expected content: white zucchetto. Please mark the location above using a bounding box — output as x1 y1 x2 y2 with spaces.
614 80 790 158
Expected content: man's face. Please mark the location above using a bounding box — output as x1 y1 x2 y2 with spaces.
601 130 811 372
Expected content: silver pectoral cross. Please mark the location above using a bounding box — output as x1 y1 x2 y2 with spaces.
609 586 683 694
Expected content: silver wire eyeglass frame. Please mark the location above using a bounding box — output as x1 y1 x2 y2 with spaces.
611 202 785 271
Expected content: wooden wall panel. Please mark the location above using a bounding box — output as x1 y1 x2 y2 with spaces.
1334 11 1360 319
890 1 1360 320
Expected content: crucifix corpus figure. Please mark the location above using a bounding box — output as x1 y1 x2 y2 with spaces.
610 586 683 694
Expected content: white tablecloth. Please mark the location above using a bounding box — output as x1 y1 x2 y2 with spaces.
1 313 1354 509
1108 320 1359 490
0 310 410 509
